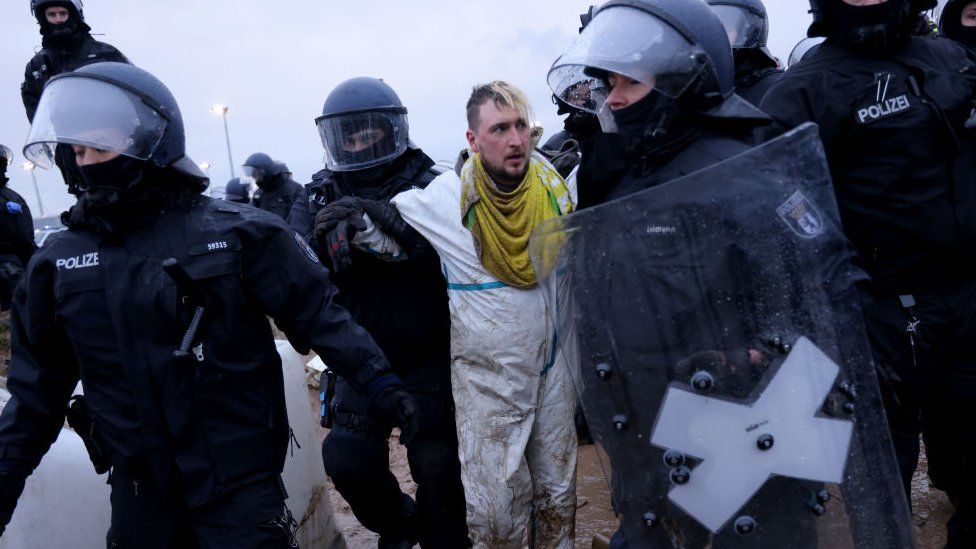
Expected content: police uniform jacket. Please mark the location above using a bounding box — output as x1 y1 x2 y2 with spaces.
760 37 976 296
0 185 36 268
289 149 451 391
252 175 303 223
0 195 391 507
21 33 128 122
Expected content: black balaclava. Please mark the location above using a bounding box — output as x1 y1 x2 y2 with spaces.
337 149 415 201
67 156 193 236
942 1 976 48
0 157 9 187
610 89 702 152
829 0 914 54
255 172 283 192
733 48 778 81
37 2 91 49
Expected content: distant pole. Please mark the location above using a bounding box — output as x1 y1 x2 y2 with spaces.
211 104 235 178
21 161 45 217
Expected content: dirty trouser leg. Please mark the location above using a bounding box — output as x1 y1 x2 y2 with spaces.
452 357 535 549
525 352 578 548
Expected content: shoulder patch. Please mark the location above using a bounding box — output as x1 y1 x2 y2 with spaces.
295 232 320 264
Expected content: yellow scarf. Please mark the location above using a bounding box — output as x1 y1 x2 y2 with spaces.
460 152 573 287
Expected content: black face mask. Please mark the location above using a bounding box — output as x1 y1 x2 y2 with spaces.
0 159 8 187
564 111 602 142
610 89 702 146
255 173 282 191
942 3 976 48
830 0 912 54
77 154 147 195
338 151 413 201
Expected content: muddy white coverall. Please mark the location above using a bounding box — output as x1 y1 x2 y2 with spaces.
380 168 578 548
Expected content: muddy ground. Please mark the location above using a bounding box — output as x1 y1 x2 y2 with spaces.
326 429 954 549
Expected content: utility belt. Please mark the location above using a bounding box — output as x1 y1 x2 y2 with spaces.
319 369 391 437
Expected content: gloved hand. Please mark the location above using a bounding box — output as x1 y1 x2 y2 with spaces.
366 374 421 446
358 199 424 256
313 196 367 242
315 197 368 274
0 470 27 536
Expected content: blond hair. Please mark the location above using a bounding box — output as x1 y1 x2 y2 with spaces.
466 81 534 131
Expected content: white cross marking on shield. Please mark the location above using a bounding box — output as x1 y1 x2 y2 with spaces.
650 337 853 533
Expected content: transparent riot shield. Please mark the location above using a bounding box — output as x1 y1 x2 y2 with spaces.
530 123 914 548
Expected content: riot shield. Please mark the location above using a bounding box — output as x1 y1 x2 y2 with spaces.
530 124 914 548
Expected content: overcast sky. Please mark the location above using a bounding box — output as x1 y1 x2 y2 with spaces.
0 0 949 218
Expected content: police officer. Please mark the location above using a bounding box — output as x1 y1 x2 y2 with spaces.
243 153 302 222
549 0 769 210
704 0 782 107
22 1 129 195
0 144 37 311
548 1 774 546
941 0 976 48
542 8 600 149
289 77 469 548
761 1 976 545
0 62 419 547
223 177 250 204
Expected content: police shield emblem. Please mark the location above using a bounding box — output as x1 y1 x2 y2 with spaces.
777 191 824 238
530 124 914 548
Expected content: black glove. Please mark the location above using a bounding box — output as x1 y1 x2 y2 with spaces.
358 199 426 257
366 374 421 446
0 470 27 536
313 196 367 241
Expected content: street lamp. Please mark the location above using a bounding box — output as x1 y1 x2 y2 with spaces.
209 104 236 178
21 161 45 217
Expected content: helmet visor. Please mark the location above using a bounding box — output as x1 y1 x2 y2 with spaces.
241 165 266 180
316 111 408 172
547 5 709 113
24 76 168 169
711 5 765 49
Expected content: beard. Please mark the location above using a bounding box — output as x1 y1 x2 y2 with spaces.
482 153 529 189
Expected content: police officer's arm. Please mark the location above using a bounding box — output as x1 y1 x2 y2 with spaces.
0 262 81 475
287 187 314 241
240 220 391 391
20 62 42 123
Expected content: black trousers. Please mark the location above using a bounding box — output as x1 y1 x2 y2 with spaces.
867 278 976 547
106 472 295 549
322 379 469 548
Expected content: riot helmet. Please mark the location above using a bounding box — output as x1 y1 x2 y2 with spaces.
31 0 90 38
548 0 763 135
787 37 826 67
241 152 282 189
940 0 976 48
315 77 410 172
0 145 12 170
24 62 208 189
705 0 769 51
0 144 12 185
223 177 250 204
